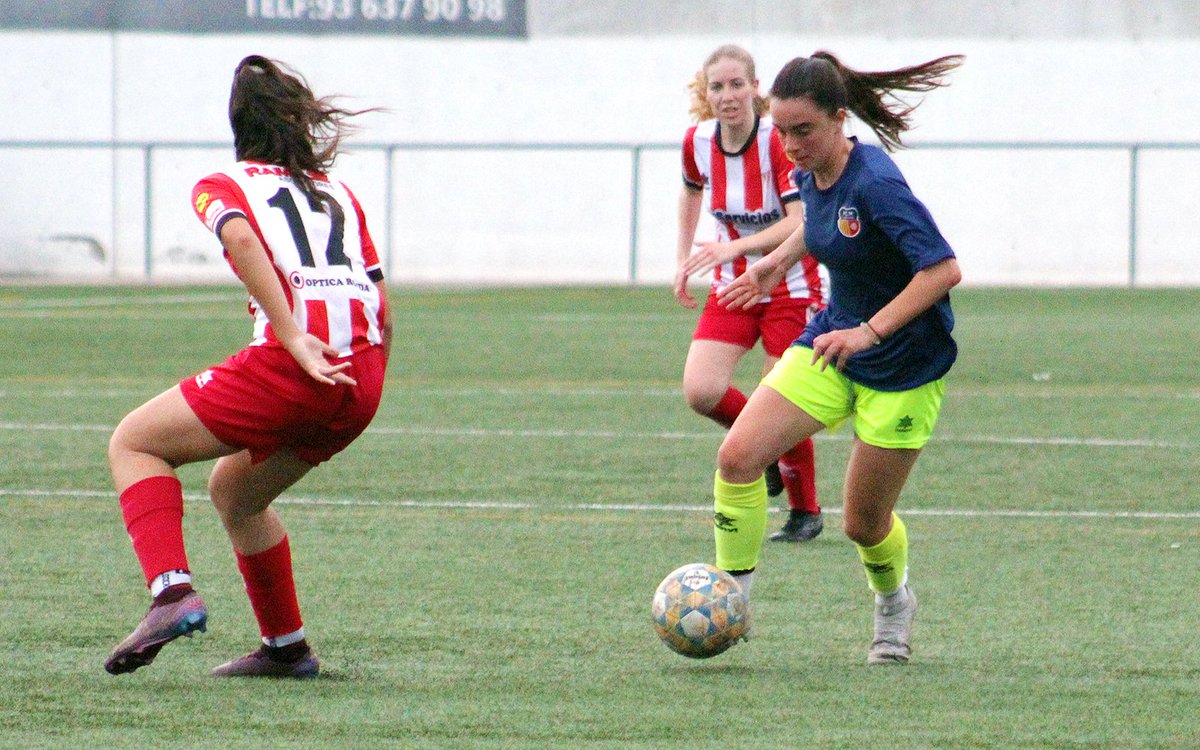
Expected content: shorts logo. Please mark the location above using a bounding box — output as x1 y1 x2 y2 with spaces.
837 206 861 238
896 415 914 433
288 271 304 289
195 369 215 389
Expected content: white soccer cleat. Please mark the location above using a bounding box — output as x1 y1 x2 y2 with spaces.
867 585 917 665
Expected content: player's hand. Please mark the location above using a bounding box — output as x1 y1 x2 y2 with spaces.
811 326 877 372
681 240 736 278
673 267 697 309
717 257 781 310
285 333 358 386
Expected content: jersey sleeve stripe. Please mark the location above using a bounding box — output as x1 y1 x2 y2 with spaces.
681 126 703 187
213 210 247 237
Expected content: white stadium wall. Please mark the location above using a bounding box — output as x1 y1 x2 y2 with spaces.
2 9 1199 285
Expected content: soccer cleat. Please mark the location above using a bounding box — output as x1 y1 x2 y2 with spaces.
764 461 784 497
104 591 208 675
768 510 824 542
210 646 320 678
868 585 917 665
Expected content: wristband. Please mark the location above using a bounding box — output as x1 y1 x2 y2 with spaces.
860 321 882 346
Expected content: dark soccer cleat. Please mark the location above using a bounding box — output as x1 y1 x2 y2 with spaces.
764 461 784 497
767 510 824 542
210 646 320 678
104 591 208 675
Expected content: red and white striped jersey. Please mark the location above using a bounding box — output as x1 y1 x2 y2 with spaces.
192 161 386 357
682 116 829 304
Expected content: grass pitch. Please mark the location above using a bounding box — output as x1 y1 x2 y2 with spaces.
0 284 1197 749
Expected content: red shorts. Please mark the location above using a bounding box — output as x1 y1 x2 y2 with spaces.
692 291 822 358
179 344 386 466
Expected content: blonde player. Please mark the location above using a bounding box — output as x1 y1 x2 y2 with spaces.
675 44 830 543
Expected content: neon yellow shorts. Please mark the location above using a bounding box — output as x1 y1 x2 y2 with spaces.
760 346 946 449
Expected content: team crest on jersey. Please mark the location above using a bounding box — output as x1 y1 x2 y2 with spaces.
837 207 862 238
194 192 210 214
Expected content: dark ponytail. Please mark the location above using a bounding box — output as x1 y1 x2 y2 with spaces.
228 55 371 210
770 51 963 151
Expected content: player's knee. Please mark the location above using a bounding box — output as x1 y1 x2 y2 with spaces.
841 514 888 547
208 471 275 529
207 472 242 520
106 430 123 470
841 517 868 546
106 417 138 470
716 437 765 484
682 381 724 416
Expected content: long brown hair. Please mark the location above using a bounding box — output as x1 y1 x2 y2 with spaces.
687 44 770 123
228 55 371 210
770 51 963 150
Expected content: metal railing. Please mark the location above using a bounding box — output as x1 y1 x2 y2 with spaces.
3 139 1197 285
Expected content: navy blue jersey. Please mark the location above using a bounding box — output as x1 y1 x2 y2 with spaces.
796 138 957 391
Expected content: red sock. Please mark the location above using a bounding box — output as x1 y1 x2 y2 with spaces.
119 475 190 587
706 387 747 429
236 537 304 641
779 438 820 513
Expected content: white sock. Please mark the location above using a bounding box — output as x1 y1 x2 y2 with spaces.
874 570 910 605
149 569 191 598
264 627 306 648
732 571 754 598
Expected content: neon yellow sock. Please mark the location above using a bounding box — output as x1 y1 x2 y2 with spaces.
856 513 908 595
713 471 768 573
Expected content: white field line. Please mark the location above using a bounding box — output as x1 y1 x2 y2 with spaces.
0 386 685 399
3 384 1200 400
532 313 683 323
3 487 1198 520
0 293 245 310
0 420 1197 450
0 311 246 320
0 293 247 319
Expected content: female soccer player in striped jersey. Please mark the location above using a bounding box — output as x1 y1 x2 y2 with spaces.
104 56 391 678
715 50 964 664
674 44 830 543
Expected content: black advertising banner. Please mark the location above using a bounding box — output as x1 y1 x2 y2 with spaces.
0 0 527 37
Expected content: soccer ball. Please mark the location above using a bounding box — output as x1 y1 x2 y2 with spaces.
651 563 749 659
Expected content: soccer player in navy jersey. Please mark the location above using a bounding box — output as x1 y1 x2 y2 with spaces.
104 56 391 678
712 50 964 664
674 44 830 544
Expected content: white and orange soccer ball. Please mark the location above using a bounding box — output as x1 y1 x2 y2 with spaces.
651 563 749 659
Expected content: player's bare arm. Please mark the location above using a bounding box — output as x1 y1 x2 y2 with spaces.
717 221 809 310
219 217 357 386
812 257 962 371
682 201 803 279
674 185 705 308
